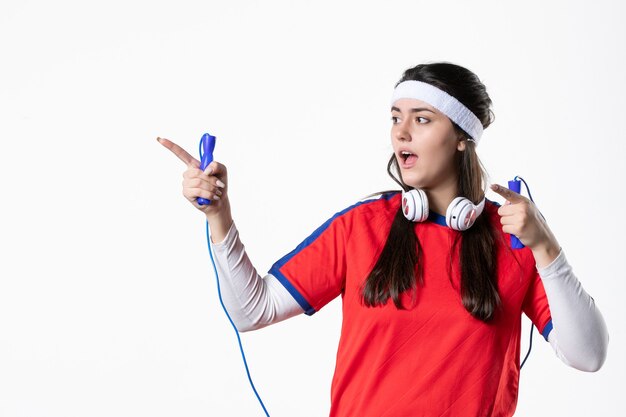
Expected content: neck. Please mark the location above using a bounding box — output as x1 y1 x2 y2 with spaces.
422 178 459 216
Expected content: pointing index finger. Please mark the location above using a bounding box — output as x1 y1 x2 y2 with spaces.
157 137 200 168
490 183 526 203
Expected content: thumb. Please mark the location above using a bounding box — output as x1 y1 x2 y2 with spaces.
203 161 226 179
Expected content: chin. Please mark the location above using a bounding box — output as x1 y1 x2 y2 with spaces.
400 172 424 188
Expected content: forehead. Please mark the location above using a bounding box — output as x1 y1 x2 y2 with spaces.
390 98 438 114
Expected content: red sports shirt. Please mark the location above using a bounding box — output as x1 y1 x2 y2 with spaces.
269 191 552 417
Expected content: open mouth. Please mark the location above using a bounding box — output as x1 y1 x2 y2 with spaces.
399 151 418 165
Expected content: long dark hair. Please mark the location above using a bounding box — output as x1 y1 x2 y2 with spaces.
361 62 500 322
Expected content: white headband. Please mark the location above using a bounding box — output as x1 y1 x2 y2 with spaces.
390 80 483 144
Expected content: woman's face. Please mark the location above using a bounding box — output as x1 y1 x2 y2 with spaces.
390 98 465 190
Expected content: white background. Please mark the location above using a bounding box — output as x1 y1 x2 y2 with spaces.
1 0 624 415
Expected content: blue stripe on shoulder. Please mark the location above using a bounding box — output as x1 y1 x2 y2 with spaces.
541 319 553 341
268 192 398 316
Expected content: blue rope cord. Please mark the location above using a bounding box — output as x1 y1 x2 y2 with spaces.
515 175 540 370
204 220 270 416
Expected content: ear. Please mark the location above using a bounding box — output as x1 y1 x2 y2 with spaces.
457 138 466 152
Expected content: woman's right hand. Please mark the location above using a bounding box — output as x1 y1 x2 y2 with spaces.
157 137 228 217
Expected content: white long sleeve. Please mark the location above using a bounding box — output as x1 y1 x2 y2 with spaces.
210 220 304 332
536 248 609 371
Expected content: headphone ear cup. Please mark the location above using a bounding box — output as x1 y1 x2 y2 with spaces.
446 196 486 231
446 197 467 230
402 189 429 222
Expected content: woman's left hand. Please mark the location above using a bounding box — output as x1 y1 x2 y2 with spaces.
490 184 561 265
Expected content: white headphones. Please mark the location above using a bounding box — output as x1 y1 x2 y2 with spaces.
401 188 486 231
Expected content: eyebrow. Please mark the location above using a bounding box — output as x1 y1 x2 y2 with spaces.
391 106 436 114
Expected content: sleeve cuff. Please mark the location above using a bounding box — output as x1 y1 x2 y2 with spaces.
268 265 316 316
541 319 553 341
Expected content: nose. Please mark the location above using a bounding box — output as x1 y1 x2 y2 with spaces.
393 119 411 143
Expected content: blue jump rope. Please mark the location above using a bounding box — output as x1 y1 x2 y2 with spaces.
509 176 544 370
195 132 541 414
197 133 271 416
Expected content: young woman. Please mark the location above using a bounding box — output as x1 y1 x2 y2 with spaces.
158 62 609 417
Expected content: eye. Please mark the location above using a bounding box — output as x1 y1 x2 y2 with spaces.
391 116 400 124
416 117 429 123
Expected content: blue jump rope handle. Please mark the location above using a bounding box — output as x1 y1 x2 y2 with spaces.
197 133 216 206
507 179 525 249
